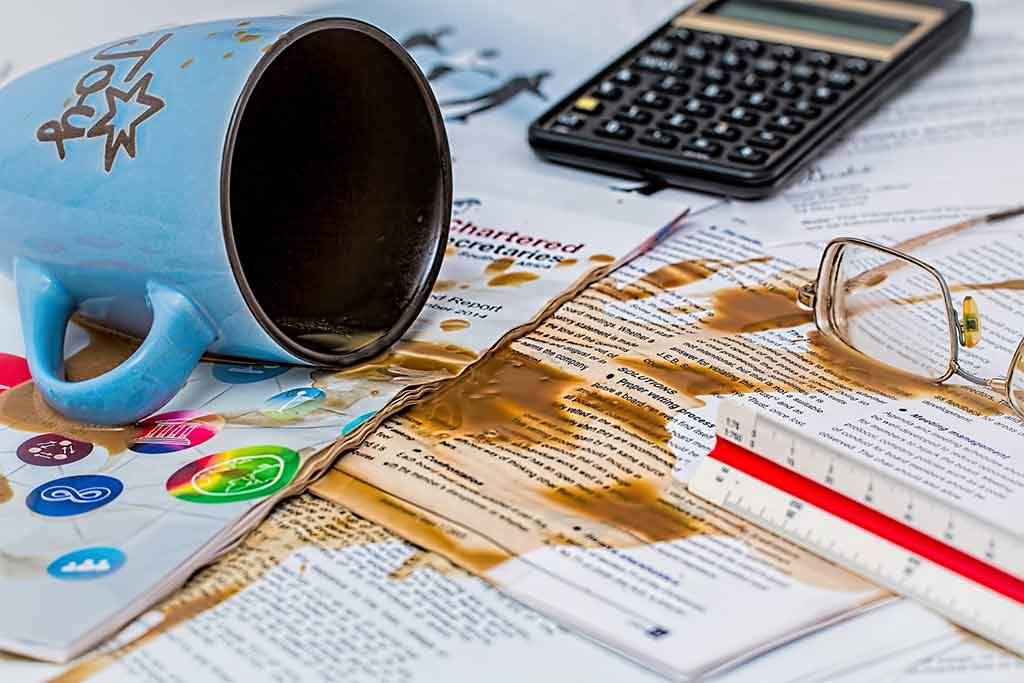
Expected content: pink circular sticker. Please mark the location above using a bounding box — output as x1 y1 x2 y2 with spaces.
0 353 31 395
130 410 224 454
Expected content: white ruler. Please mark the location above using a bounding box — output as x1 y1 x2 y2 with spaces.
689 408 1024 657
715 400 1024 578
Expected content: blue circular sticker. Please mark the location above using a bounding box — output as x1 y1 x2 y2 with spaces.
342 411 377 436
213 363 289 385
47 547 125 580
261 388 326 419
26 474 123 517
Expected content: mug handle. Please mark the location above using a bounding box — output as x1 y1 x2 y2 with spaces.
14 259 217 426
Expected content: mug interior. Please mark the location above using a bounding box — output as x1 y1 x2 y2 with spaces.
224 19 450 366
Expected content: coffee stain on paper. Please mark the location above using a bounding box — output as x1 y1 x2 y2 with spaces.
484 257 516 274
440 319 471 332
487 272 540 287
0 476 11 504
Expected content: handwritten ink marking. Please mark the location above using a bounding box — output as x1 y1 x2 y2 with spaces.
36 33 172 172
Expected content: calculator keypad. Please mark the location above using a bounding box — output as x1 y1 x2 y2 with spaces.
544 25 879 176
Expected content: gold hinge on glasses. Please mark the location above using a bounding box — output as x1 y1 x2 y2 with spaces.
797 283 816 309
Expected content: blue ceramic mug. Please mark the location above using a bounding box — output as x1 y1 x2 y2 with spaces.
0 17 452 426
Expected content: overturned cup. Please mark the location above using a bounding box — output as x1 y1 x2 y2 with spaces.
0 16 451 425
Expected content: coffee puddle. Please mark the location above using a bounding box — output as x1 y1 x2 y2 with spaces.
432 280 456 292
602 257 770 302
557 258 578 268
0 476 11 504
325 340 478 385
543 480 716 544
487 272 540 287
703 285 813 334
0 329 140 453
589 254 615 264
411 347 582 444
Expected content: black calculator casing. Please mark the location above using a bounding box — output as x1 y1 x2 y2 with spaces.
529 0 973 199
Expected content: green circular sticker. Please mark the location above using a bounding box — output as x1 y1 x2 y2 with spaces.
166 446 300 504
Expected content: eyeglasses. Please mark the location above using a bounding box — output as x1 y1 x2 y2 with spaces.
797 207 1024 419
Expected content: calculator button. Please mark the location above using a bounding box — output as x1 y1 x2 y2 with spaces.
701 67 730 85
573 96 603 115
593 82 622 101
743 92 777 112
697 84 732 104
595 119 633 140
633 55 688 76
666 27 693 44
611 68 640 86
736 74 767 92
700 33 729 49
636 91 671 110
554 113 585 131
808 51 836 68
725 106 759 127
734 39 763 56
681 98 716 118
658 112 697 133
753 58 782 78
844 58 872 75
811 86 839 104
773 80 804 99
826 71 855 90
706 121 742 142
720 51 748 71
771 45 800 62
790 64 819 83
615 105 652 125
768 115 804 134
749 130 786 150
786 100 822 119
684 45 711 65
649 39 677 58
684 136 722 157
729 145 768 166
638 129 679 149
653 75 688 95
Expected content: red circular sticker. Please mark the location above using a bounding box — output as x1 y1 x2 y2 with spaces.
0 354 30 395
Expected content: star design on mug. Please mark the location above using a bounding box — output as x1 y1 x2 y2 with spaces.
87 72 165 172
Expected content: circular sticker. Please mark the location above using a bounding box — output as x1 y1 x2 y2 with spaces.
17 434 94 467
47 547 125 580
213 363 289 385
131 410 224 454
27 474 123 517
0 353 30 395
261 388 326 420
166 446 300 504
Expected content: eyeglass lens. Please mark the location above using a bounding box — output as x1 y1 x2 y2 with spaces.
829 244 954 381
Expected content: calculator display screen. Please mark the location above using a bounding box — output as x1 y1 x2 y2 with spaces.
706 0 920 46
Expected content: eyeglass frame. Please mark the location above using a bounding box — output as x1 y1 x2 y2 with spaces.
796 237 1024 419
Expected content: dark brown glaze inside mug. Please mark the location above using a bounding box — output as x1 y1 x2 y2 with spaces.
223 18 451 366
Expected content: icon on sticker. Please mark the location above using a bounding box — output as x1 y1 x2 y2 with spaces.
166 446 300 504
261 388 325 420
0 353 30 395
131 410 224 454
213 363 289 384
17 434 93 466
27 474 123 517
47 547 125 580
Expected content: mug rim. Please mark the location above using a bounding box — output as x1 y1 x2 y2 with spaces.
220 16 452 368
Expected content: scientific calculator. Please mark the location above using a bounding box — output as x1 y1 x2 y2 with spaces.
529 0 973 198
